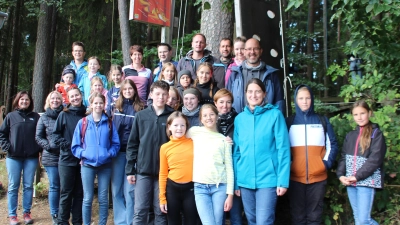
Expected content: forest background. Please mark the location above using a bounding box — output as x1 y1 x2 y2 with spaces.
0 0 399 224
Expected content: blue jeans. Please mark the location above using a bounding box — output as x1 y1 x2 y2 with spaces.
347 186 379 225
6 157 39 216
81 165 112 225
133 175 167 225
194 183 227 225
44 166 60 216
111 152 135 225
240 187 277 225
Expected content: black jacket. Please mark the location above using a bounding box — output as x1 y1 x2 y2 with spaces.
125 105 174 176
194 79 219 105
337 123 386 188
35 106 63 166
51 105 86 166
0 109 41 159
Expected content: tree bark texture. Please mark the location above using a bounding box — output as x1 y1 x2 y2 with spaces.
200 0 233 56
306 0 314 80
118 0 131 65
32 2 53 113
6 0 23 114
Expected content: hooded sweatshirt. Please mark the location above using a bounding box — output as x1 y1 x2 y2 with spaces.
287 85 338 184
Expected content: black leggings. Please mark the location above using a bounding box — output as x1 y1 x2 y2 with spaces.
166 179 199 225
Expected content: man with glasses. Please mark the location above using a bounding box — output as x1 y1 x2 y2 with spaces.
69 41 88 84
226 38 285 114
153 43 177 82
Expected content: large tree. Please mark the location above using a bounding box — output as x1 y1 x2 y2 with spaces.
32 1 57 112
200 0 233 55
118 0 131 65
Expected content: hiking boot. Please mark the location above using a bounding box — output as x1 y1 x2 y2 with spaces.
23 212 33 224
52 214 58 225
9 216 19 225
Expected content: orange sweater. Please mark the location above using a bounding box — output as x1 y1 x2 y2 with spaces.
159 136 194 205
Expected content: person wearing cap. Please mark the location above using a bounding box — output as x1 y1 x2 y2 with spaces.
56 66 78 105
182 88 202 127
176 69 193 98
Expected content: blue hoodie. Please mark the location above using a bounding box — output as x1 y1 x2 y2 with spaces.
71 113 120 167
233 104 290 190
287 85 338 184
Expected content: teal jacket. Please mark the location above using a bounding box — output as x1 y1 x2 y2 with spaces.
233 104 290 190
78 72 108 107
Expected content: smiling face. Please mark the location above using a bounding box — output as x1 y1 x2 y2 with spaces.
197 65 212 84
352 106 371 127
111 70 122 84
296 89 312 112
150 87 169 108
88 59 100 74
122 83 135 99
246 83 266 110
192 34 206 53
167 90 179 109
50 93 62 109
68 89 83 107
183 93 199 111
200 107 218 130
130 51 143 65
215 95 232 114
180 75 191 88
219 39 232 59
90 96 105 114
234 41 245 61
92 81 104 93
168 117 187 139
18 94 31 110
72 45 85 61
245 39 263 66
162 65 176 82
158 45 172 63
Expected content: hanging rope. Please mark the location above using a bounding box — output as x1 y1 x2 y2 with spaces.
175 0 183 60
179 0 188 60
110 0 115 63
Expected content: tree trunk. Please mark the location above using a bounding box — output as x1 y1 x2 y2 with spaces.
200 0 233 56
6 0 23 114
32 2 53 113
118 0 131 65
306 0 314 80
323 0 328 97
0 7 12 106
49 5 58 88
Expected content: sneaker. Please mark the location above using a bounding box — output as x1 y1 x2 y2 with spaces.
9 216 19 225
51 214 57 225
23 212 33 224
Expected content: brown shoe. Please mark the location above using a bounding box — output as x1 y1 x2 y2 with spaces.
23 212 33 224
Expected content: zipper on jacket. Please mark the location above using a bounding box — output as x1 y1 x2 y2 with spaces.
304 119 309 184
352 127 363 185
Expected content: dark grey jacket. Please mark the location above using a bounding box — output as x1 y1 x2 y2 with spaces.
35 106 63 167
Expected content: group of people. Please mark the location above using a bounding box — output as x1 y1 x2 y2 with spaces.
0 33 386 225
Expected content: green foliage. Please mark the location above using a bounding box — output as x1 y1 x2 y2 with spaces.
194 0 233 13
110 50 123 66
34 181 47 197
172 30 199 61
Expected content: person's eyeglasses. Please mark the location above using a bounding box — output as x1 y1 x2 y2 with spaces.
245 47 261 52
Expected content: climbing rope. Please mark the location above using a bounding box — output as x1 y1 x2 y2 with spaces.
175 0 183 60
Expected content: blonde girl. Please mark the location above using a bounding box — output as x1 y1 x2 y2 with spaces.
88 77 108 108
107 64 124 111
160 62 177 86
337 100 386 225
159 112 200 224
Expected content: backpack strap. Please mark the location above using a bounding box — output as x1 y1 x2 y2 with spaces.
80 117 88 146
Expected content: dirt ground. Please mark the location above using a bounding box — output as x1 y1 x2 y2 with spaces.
0 158 115 224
